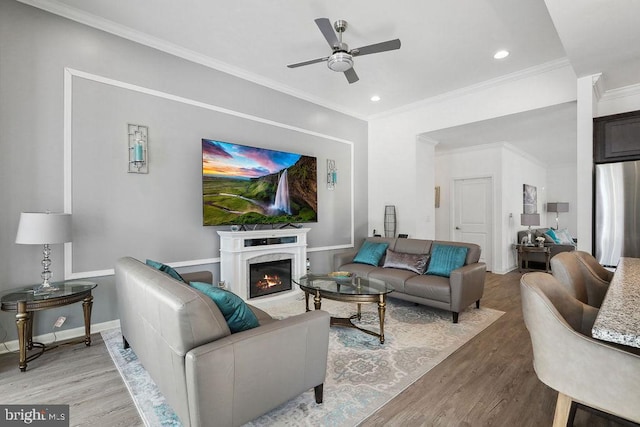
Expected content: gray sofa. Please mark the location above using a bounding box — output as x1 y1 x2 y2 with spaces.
115 256 330 427
333 237 486 323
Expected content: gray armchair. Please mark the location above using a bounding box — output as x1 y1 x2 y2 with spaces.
574 251 614 283
520 272 640 425
115 257 330 427
550 252 609 308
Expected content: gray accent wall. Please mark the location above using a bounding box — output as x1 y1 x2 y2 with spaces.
0 1 367 341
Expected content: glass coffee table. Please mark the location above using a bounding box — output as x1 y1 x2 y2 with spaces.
295 274 394 343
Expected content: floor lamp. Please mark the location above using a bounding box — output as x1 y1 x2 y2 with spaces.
547 202 569 230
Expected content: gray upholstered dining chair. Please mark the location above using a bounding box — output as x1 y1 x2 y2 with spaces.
520 272 640 425
550 252 608 308
574 250 614 283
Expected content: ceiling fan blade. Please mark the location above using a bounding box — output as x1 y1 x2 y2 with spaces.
344 67 359 84
287 56 329 68
315 18 339 48
351 39 401 56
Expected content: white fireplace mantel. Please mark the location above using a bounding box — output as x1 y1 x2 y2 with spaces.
217 228 310 301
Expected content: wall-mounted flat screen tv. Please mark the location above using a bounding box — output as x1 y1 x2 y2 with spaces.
202 139 318 226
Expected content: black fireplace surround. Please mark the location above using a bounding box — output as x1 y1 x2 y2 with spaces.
249 259 292 298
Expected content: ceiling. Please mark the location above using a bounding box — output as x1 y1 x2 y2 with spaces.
427 102 577 164
21 0 640 164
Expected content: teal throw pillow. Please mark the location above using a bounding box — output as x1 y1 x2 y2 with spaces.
146 259 184 282
353 241 389 266
544 229 561 244
426 244 468 277
189 282 259 333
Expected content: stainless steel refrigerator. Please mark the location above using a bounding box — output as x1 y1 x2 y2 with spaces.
595 160 640 267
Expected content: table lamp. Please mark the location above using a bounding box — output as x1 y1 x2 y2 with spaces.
15 212 72 293
520 213 540 245
547 202 569 230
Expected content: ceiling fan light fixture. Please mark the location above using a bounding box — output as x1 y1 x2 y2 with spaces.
327 52 353 72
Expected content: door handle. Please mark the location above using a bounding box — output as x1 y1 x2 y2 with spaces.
455 227 461 230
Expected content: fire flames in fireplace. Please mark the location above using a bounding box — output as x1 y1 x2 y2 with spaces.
256 274 282 290
249 259 292 299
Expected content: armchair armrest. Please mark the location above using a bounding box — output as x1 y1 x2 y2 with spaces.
181 270 213 284
449 262 486 312
333 249 358 270
185 310 330 427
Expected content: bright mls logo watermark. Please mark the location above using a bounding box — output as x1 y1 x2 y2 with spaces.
1 405 69 426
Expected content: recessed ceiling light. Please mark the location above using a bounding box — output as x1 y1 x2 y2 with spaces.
493 50 509 59
370 95 381 102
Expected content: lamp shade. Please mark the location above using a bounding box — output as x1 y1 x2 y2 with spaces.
15 212 72 244
547 202 569 213
521 213 540 227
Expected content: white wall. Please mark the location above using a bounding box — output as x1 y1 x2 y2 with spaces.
434 143 546 273
434 144 501 271
501 146 548 272
368 62 577 241
545 163 577 236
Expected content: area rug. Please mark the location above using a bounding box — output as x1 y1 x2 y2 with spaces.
102 297 503 426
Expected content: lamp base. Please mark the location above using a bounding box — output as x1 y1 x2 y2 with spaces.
34 282 59 295
33 284 60 295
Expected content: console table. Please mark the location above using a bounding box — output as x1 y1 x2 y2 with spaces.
0 280 97 371
514 244 551 273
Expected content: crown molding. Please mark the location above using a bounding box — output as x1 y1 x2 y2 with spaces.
600 81 640 101
416 135 440 146
591 73 604 100
17 0 367 121
368 58 572 121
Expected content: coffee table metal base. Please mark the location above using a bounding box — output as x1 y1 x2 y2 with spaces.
303 289 388 344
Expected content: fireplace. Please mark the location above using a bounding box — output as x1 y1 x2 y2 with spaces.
217 228 309 302
249 259 292 299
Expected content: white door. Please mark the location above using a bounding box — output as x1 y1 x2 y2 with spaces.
453 177 492 271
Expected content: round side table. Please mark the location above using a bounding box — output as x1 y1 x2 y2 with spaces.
0 281 97 371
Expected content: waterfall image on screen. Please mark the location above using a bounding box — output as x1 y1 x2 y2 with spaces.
202 139 317 226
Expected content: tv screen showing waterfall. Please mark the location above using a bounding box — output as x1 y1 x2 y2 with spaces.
202 139 318 226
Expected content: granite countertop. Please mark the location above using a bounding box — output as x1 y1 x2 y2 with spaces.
592 257 640 348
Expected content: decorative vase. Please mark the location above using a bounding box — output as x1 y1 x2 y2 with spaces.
384 205 396 238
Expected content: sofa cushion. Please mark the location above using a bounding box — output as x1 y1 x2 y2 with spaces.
353 240 389 266
555 228 575 245
146 259 185 282
545 229 561 244
337 262 380 278
393 238 432 255
405 274 451 303
383 249 429 274
189 282 259 333
369 268 416 293
426 244 468 277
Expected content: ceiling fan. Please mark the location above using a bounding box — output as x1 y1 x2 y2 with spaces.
287 18 401 84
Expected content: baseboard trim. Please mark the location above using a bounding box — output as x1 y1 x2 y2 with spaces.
0 319 120 355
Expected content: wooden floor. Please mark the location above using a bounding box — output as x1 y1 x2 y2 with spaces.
0 271 630 426
0 332 143 426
